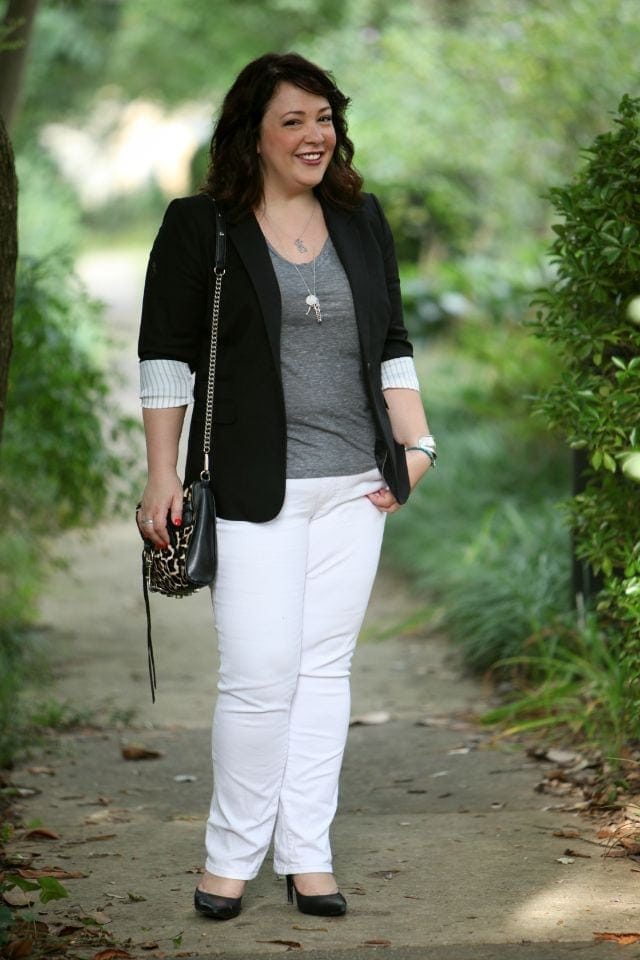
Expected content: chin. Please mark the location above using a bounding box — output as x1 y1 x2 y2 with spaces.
298 167 328 188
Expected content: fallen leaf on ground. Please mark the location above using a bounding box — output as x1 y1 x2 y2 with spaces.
364 939 392 946
256 940 302 949
415 716 450 727
93 950 134 960
618 840 640 855
563 848 591 859
16 866 86 879
292 924 328 931
3 939 34 959
625 802 640 821
3 855 33 868
2 886 38 907
127 891 147 902
594 932 640 945
22 826 60 840
58 924 87 936
349 711 390 726
173 774 197 782
546 748 582 765
121 744 163 761
138 942 159 950
369 869 400 879
87 910 112 925
448 747 471 755
27 766 56 776
553 828 581 838
556 856 575 864
85 809 131 825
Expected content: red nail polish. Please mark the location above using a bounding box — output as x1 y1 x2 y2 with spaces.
173 518 182 526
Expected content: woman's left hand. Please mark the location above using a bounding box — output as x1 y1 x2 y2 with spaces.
367 449 432 514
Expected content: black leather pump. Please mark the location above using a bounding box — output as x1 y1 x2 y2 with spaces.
285 874 347 917
194 887 242 920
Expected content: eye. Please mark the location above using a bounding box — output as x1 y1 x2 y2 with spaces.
283 119 300 126
319 115 333 123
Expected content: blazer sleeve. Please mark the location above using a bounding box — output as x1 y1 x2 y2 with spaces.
368 193 413 362
137 198 208 370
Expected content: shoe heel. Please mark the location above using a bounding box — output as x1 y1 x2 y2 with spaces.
286 874 294 905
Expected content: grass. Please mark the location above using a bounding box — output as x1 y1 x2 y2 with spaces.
481 616 629 761
382 330 637 760
384 335 572 671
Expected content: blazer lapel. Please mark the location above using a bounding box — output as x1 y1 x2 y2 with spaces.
227 202 373 366
321 199 372 359
227 213 282 367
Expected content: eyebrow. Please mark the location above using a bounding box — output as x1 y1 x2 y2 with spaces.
280 106 332 119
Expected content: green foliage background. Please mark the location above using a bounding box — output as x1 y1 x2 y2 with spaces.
3 0 640 760
532 95 640 732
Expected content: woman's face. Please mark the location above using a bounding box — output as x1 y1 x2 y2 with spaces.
257 81 337 197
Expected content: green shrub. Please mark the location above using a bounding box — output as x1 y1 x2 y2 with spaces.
0 253 140 766
384 333 571 670
533 94 640 733
2 254 139 533
482 615 628 761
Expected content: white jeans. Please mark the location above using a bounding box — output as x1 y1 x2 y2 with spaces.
204 468 386 879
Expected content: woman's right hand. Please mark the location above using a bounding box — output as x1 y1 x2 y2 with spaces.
137 470 184 549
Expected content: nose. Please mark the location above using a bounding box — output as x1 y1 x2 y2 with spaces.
305 122 324 143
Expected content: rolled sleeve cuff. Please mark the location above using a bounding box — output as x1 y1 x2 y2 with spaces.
381 356 420 391
140 358 194 408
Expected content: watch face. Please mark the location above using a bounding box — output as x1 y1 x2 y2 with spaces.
417 435 436 451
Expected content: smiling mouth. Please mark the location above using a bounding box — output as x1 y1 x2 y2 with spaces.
296 152 323 161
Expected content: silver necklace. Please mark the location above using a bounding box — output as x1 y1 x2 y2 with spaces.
292 255 322 323
261 203 317 255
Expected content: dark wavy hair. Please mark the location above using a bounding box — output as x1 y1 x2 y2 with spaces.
201 52 363 219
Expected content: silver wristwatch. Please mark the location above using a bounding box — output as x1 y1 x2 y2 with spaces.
405 435 437 464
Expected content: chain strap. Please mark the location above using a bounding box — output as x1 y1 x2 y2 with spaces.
201 267 224 479
200 202 226 481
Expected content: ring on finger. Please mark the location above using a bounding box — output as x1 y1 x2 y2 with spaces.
142 519 154 525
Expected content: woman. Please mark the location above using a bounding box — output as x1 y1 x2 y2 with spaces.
136 52 435 921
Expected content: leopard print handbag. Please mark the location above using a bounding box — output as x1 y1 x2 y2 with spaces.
138 199 226 701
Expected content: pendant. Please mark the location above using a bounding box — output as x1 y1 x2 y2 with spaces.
305 294 322 323
294 238 308 254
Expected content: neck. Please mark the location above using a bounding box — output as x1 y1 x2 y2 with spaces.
259 183 317 217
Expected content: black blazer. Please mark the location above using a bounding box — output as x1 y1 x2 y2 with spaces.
138 191 413 521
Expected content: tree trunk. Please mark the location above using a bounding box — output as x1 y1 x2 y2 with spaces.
0 113 17 445
0 0 41 132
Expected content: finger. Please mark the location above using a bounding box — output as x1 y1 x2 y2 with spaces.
154 513 171 548
372 488 396 505
170 489 184 527
138 505 168 550
367 489 398 513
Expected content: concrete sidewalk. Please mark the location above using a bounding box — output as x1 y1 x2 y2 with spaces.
6 521 633 958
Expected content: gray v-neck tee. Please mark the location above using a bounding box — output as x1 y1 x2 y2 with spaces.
268 238 377 479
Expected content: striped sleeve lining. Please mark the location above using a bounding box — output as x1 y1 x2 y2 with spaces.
140 358 194 408
381 356 421 391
